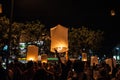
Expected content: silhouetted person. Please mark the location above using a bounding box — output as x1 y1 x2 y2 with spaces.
72 60 87 80
22 61 35 80
54 49 72 80
33 68 47 80
12 59 22 80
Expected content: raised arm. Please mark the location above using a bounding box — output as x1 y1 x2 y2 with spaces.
54 49 62 63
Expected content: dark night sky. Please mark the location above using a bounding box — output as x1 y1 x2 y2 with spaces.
1 0 120 52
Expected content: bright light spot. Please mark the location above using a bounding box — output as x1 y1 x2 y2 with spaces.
116 47 119 50
113 56 116 60
29 58 34 61
98 57 99 59
55 44 68 53
111 10 115 16
104 55 106 57
117 56 120 60
38 55 41 61
57 47 63 51
19 43 26 50
2 62 5 65
41 60 47 63
3 45 8 51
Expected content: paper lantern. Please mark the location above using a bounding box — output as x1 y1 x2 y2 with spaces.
41 54 48 63
50 24 68 53
82 53 87 61
26 45 38 61
91 56 98 66
38 55 41 61
105 58 116 74
111 9 115 16
0 4 2 14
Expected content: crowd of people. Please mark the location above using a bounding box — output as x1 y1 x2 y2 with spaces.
0 51 120 80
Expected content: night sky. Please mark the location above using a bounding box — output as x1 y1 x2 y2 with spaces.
1 0 120 52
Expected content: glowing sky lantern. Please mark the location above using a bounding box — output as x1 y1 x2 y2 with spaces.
82 53 87 61
111 9 115 16
91 56 98 66
50 24 68 53
105 58 116 74
0 4 2 13
41 53 48 63
26 45 38 61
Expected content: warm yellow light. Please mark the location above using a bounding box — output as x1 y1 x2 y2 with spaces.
41 54 48 63
0 4 2 13
111 10 115 16
50 24 68 53
38 55 41 61
57 47 63 51
18 58 26 60
26 45 38 62
41 60 47 63
91 56 98 66
29 58 34 61
82 53 87 61
27 57 35 61
55 46 67 53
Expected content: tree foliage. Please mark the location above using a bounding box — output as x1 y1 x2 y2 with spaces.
69 26 104 56
20 20 46 42
0 16 10 51
0 16 48 56
0 16 104 58
11 22 24 55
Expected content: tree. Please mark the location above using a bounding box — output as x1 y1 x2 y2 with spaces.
21 20 45 42
68 26 104 57
0 16 49 58
11 22 24 55
0 16 10 55
20 20 50 55
11 20 49 57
